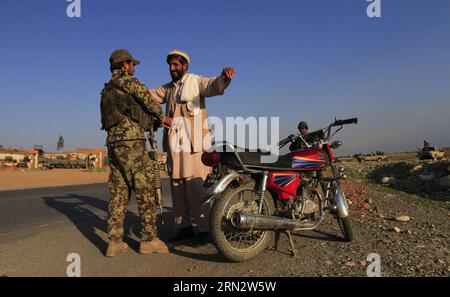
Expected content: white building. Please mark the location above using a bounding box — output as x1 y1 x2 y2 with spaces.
0 149 33 162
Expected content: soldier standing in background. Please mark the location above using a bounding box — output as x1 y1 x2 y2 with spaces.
289 121 309 151
100 49 169 257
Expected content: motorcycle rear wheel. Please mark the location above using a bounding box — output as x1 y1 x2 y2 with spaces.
210 183 275 262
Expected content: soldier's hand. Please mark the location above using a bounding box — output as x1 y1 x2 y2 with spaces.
221 67 236 81
161 117 173 128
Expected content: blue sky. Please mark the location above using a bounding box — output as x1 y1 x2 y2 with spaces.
0 0 449 155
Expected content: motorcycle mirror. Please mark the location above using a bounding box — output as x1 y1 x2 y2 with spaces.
330 140 342 149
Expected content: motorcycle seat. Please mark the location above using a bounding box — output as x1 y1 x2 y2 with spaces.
237 151 294 170
213 143 295 170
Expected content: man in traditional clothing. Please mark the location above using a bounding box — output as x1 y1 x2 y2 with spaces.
149 50 235 245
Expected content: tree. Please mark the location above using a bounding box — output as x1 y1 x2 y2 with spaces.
57 135 65 151
4 156 14 162
33 145 44 156
0 144 3 150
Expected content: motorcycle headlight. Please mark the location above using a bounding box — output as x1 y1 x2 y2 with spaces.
330 140 343 149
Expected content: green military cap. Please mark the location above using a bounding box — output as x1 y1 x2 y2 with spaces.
109 49 141 65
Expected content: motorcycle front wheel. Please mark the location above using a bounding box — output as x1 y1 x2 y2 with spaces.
210 182 275 262
331 182 354 242
336 215 354 242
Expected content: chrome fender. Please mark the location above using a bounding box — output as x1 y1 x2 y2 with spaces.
202 171 240 205
333 181 349 218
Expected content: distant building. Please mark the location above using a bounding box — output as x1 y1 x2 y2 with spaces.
0 149 34 162
1 147 107 169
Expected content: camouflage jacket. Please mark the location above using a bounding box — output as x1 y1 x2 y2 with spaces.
103 69 164 145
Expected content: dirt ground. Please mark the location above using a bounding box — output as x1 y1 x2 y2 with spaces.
1 177 448 277
0 161 449 276
0 169 109 191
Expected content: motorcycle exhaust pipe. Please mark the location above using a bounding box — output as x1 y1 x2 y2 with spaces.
231 211 317 230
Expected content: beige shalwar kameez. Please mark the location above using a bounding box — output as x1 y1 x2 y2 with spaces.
149 74 230 232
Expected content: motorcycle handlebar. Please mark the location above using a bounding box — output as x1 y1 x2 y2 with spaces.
278 135 294 148
334 118 358 126
279 117 358 148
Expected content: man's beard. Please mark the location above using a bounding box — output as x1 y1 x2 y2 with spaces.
170 69 186 81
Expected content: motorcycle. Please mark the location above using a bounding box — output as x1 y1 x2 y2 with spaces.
201 117 358 262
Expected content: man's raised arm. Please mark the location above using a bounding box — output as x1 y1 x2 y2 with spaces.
199 67 236 97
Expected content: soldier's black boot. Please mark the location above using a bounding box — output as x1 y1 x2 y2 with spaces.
168 226 196 242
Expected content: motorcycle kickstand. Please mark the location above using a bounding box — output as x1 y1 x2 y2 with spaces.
274 230 281 251
286 230 298 257
273 230 297 257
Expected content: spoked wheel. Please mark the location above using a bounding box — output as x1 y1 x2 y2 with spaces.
210 183 275 262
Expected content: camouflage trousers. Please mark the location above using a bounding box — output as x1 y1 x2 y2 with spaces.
107 140 157 242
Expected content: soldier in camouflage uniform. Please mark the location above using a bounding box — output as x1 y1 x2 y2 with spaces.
100 49 169 257
289 121 309 151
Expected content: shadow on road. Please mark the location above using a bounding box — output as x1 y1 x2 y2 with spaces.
169 244 229 263
42 194 174 255
292 229 344 242
41 193 241 263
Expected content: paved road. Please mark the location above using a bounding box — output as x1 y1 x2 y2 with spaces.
0 180 170 237
0 179 228 277
0 180 172 238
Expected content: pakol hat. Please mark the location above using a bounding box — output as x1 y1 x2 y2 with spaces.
167 50 190 64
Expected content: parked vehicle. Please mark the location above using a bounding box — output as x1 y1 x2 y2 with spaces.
201 118 358 262
418 146 446 161
16 162 29 168
356 151 387 162
42 158 94 169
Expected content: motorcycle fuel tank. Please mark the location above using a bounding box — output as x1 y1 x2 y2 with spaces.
288 148 328 171
267 172 300 200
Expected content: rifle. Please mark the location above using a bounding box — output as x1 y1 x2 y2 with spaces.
148 120 164 225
